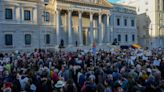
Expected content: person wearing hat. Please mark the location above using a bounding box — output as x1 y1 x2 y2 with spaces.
54 80 65 92
1 82 12 92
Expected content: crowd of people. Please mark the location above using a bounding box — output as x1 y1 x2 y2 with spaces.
0 47 163 92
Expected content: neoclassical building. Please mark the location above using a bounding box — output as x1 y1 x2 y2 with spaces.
110 4 137 46
0 0 137 51
54 0 112 47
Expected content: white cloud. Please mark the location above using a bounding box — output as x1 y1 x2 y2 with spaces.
116 0 137 7
116 0 127 3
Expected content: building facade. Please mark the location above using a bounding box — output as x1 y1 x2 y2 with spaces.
110 4 137 46
0 0 138 51
136 0 164 49
0 0 57 51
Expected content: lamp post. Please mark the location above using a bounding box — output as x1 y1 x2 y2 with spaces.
110 26 115 45
42 3 48 53
158 10 163 48
149 25 153 49
159 11 161 48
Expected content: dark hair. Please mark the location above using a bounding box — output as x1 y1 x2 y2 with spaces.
66 79 73 85
65 79 75 92
66 84 74 92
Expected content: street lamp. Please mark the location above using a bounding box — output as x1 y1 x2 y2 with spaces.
110 26 114 45
42 3 48 53
158 10 163 48
145 24 152 49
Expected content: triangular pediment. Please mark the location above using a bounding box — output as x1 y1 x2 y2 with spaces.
58 0 113 8
17 0 41 3
101 0 113 8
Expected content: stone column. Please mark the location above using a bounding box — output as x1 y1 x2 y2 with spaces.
20 4 23 22
68 10 73 46
33 7 37 23
13 6 17 21
90 12 94 45
56 9 60 46
78 11 83 46
98 13 102 45
106 14 110 44
15 6 19 22
159 0 162 47
31 8 34 22
110 26 114 43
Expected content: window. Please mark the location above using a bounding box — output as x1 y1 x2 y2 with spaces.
25 34 31 45
44 0 49 3
145 1 148 5
158 0 160 10
125 34 128 42
118 34 121 42
145 8 148 11
5 34 13 46
124 19 127 26
131 19 135 27
24 10 31 20
5 8 12 19
163 0 164 10
138 8 140 12
117 18 120 26
45 34 50 44
45 12 50 22
132 34 135 42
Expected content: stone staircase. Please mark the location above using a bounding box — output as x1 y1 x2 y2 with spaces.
58 44 120 52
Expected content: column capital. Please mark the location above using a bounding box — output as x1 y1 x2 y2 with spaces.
56 8 62 11
78 10 83 14
99 12 102 16
56 9 61 14
89 12 95 15
68 9 73 12
106 14 111 18
106 13 111 16
31 6 36 9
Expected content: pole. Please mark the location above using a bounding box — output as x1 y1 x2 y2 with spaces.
39 25 41 49
92 41 96 67
159 11 161 48
44 4 47 53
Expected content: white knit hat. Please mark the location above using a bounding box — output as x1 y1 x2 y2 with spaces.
55 80 65 88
